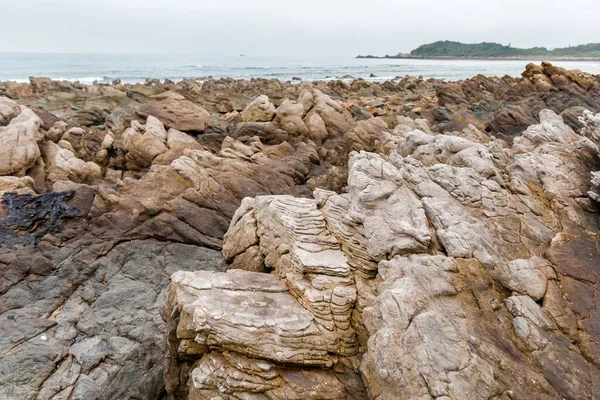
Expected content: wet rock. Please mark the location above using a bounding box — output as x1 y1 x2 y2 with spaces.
0 190 82 246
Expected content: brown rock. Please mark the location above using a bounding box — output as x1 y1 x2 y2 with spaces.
138 92 211 132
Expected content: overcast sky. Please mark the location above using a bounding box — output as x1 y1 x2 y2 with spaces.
1 0 599 56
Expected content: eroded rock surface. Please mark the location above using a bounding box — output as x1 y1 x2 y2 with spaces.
1 64 599 400
167 109 600 400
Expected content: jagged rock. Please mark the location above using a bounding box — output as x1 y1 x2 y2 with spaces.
166 270 339 366
361 256 499 400
166 128 203 152
46 120 68 142
345 117 389 152
579 110 600 202
304 112 329 143
166 109 600 400
231 121 289 144
0 239 224 400
3 66 600 400
310 89 356 135
496 257 553 301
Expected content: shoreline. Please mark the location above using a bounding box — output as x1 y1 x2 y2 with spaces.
356 55 600 62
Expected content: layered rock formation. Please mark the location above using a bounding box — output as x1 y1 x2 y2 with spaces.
166 109 600 399
581 110 600 202
0 87 345 399
0 63 599 400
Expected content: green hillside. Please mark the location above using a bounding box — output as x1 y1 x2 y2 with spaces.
409 41 600 58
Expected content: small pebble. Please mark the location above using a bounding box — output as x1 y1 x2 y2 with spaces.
491 298 502 311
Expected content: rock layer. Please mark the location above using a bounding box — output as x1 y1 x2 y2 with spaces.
167 109 600 399
0 63 599 400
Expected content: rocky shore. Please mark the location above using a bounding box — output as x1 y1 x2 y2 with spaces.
0 62 599 399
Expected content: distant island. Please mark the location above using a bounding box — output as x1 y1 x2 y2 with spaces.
357 40 600 60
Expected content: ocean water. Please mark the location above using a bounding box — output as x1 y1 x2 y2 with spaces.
1 53 600 84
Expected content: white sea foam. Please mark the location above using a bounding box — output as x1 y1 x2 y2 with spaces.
55 76 106 84
2 55 600 84
4 76 106 84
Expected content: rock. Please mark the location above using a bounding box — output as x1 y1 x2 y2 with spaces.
166 128 203 151
0 96 20 125
560 106 588 131
304 112 329 143
274 99 308 136
186 351 360 400
579 110 600 201
3 66 600 400
0 240 224 400
166 109 600 400
311 89 356 135
69 336 108 369
42 141 103 183
0 105 43 175
46 120 68 142
231 121 289 145
72 106 107 127
137 92 211 132
122 116 168 169
496 257 551 301
166 269 340 366
0 175 36 196
345 117 389 152
165 193 361 397
240 95 276 122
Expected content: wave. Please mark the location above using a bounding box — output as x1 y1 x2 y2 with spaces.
54 76 107 83
1 76 107 84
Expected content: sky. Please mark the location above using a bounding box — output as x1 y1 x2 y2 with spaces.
1 0 599 56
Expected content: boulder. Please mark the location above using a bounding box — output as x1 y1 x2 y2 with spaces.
274 99 308 136
122 116 169 169
137 92 211 132
42 141 103 183
0 96 20 125
240 95 276 122
0 104 43 175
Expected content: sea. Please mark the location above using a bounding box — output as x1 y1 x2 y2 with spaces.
1 53 600 84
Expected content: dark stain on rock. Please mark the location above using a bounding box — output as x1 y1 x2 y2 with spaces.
0 190 82 246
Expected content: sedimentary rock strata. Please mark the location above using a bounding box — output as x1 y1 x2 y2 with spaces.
0 64 599 400
167 109 600 399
